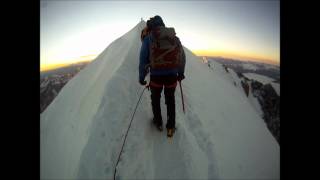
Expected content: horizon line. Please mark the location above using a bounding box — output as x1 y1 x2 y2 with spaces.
200 55 280 66
41 52 279 72
41 59 93 72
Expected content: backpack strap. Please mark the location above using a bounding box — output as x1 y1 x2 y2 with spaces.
151 45 177 64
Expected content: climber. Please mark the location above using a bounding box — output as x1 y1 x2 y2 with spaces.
139 15 186 137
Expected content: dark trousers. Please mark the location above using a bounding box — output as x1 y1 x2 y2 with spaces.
150 75 177 129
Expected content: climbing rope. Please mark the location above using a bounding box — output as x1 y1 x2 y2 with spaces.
113 86 148 180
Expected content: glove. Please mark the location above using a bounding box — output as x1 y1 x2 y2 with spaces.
177 74 185 82
139 79 147 86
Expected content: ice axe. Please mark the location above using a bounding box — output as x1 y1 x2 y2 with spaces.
179 80 185 114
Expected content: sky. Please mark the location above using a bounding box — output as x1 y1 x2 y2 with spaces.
40 0 280 71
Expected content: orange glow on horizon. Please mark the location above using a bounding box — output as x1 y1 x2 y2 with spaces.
41 63 71 72
41 49 279 72
192 49 279 65
40 54 97 72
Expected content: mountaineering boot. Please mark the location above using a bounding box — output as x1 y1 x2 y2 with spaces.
167 127 175 138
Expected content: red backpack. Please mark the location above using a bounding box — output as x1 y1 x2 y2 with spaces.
149 26 181 70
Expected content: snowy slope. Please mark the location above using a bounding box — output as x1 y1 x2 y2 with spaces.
41 21 279 179
221 67 264 117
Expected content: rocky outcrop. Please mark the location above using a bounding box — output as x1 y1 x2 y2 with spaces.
40 79 67 113
236 72 280 144
222 64 229 73
236 72 250 97
214 62 280 145
251 80 280 144
241 81 250 97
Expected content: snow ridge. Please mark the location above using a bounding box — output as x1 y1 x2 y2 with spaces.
41 21 279 179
